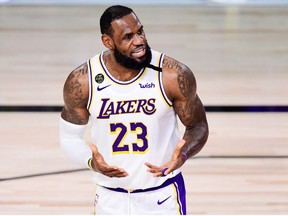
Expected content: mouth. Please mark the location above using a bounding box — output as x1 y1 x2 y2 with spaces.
131 46 146 58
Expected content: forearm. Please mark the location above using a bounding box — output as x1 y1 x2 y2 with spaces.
59 117 91 168
182 120 209 158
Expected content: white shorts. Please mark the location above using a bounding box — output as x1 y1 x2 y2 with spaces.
93 172 186 215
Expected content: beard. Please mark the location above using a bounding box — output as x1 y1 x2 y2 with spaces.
114 43 152 70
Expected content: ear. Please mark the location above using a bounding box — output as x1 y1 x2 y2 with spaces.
101 34 114 50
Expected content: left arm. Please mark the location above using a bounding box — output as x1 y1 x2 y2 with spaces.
171 58 209 159
145 56 209 177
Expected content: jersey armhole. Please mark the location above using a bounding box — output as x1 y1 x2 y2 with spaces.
86 59 93 111
158 54 173 107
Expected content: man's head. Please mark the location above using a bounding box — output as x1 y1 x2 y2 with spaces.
100 5 133 36
100 5 152 70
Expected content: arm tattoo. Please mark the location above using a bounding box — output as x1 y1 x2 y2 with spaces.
61 63 89 124
176 63 195 119
163 58 179 70
163 58 195 119
164 58 208 158
66 70 85 106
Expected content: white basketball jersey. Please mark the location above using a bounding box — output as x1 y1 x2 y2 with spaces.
87 50 180 190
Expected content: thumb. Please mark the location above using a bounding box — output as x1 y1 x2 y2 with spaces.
89 143 99 155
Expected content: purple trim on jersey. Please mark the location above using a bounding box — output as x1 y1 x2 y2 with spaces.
157 53 173 106
104 172 185 194
87 59 93 111
99 53 145 85
158 70 172 107
173 174 187 215
158 53 164 68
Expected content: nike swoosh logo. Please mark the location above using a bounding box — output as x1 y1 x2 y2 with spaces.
157 195 171 205
97 84 111 91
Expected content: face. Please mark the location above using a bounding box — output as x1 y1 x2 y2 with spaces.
114 43 152 70
110 13 152 70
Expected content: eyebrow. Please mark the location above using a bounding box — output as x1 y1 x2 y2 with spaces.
122 24 144 37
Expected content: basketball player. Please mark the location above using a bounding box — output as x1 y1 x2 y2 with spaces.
59 5 208 215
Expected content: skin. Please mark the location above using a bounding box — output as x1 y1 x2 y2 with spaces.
61 12 208 178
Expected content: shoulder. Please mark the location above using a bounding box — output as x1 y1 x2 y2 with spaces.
65 62 89 86
161 55 196 100
162 55 194 80
63 62 89 107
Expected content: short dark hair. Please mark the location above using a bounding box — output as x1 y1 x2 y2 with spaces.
100 5 134 36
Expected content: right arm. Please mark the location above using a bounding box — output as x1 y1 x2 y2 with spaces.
59 63 128 177
59 63 91 167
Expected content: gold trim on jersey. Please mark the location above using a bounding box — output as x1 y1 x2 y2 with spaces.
171 183 182 215
157 54 173 107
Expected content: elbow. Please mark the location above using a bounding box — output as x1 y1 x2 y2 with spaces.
203 120 209 144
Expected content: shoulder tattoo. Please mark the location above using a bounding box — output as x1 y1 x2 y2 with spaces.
61 63 89 123
65 64 88 106
163 58 196 119
163 58 195 98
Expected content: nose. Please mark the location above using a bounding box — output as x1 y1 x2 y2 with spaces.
132 33 144 45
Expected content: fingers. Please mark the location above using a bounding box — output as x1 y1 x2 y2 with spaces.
145 139 187 178
93 162 128 178
101 166 128 178
144 162 160 176
89 144 128 178
144 162 156 170
145 162 169 177
161 168 169 176
145 162 162 174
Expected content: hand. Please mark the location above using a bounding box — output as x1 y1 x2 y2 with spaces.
145 139 187 177
89 144 128 178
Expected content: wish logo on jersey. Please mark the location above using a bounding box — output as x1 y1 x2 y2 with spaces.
97 98 157 119
139 82 155 89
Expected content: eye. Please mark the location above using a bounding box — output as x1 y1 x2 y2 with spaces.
124 34 133 40
137 28 144 35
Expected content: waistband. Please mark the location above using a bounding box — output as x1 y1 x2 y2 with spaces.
103 172 183 193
